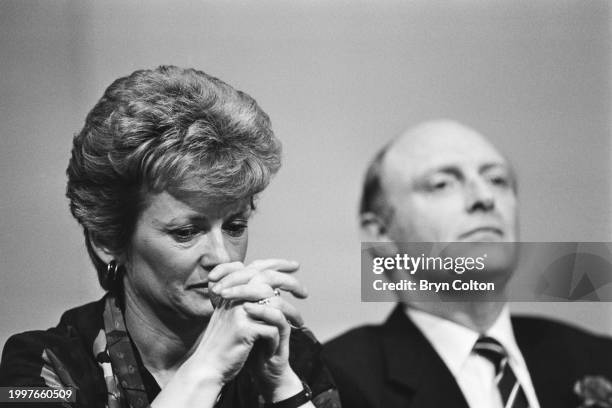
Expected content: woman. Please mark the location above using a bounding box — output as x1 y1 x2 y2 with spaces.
0 66 338 408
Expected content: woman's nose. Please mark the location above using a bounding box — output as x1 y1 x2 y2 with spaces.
200 229 232 269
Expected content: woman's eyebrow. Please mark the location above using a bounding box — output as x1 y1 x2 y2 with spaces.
152 213 209 227
227 207 252 219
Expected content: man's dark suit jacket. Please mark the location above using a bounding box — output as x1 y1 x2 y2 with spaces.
322 305 612 408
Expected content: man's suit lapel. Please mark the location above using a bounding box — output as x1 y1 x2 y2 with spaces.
513 318 580 408
380 305 470 408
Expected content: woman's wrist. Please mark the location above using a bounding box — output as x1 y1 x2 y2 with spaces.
151 363 225 408
262 369 303 403
159 358 225 406
182 356 227 389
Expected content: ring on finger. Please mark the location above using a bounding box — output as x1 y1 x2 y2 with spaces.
256 289 281 305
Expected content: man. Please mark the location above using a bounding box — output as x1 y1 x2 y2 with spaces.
322 120 612 408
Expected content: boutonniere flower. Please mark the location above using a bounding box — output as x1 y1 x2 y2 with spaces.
574 376 612 408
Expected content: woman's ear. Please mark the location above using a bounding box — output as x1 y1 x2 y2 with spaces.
88 232 122 265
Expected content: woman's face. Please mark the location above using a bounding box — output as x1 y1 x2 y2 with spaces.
123 190 251 322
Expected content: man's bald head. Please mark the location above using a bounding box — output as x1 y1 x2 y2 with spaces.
386 120 502 169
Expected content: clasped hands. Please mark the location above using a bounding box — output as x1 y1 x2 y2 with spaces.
192 259 308 403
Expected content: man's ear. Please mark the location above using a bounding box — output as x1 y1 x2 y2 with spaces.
88 232 122 265
360 212 390 242
360 212 400 258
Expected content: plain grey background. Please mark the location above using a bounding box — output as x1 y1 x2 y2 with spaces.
1 0 611 351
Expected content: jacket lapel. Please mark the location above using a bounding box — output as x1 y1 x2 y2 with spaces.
513 318 580 408
380 306 470 408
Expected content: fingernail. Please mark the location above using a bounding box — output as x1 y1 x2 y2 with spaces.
211 284 221 294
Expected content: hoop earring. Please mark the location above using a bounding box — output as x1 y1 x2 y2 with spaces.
106 260 119 284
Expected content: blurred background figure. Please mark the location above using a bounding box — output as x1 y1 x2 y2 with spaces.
323 120 612 408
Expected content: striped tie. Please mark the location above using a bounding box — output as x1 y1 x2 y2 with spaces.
473 336 530 408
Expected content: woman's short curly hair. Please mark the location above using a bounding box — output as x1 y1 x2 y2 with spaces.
66 66 281 290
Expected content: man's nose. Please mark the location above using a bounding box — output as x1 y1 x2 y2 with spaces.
200 229 232 270
465 178 495 212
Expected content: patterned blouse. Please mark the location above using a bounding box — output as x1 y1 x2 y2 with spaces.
0 294 340 408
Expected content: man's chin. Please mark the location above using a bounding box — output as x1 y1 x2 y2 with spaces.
443 241 519 275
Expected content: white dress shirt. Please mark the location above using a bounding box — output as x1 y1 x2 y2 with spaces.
406 306 541 408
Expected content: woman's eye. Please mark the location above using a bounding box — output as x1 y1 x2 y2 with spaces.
169 227 200 242
224 223 248 237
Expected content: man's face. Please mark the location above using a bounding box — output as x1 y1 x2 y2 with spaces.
381 121 518 246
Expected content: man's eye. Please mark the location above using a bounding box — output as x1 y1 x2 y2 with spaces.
169 227 199 242
489 175 510 187
432 181 448 190
428 178 455 191
224 223 248 237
